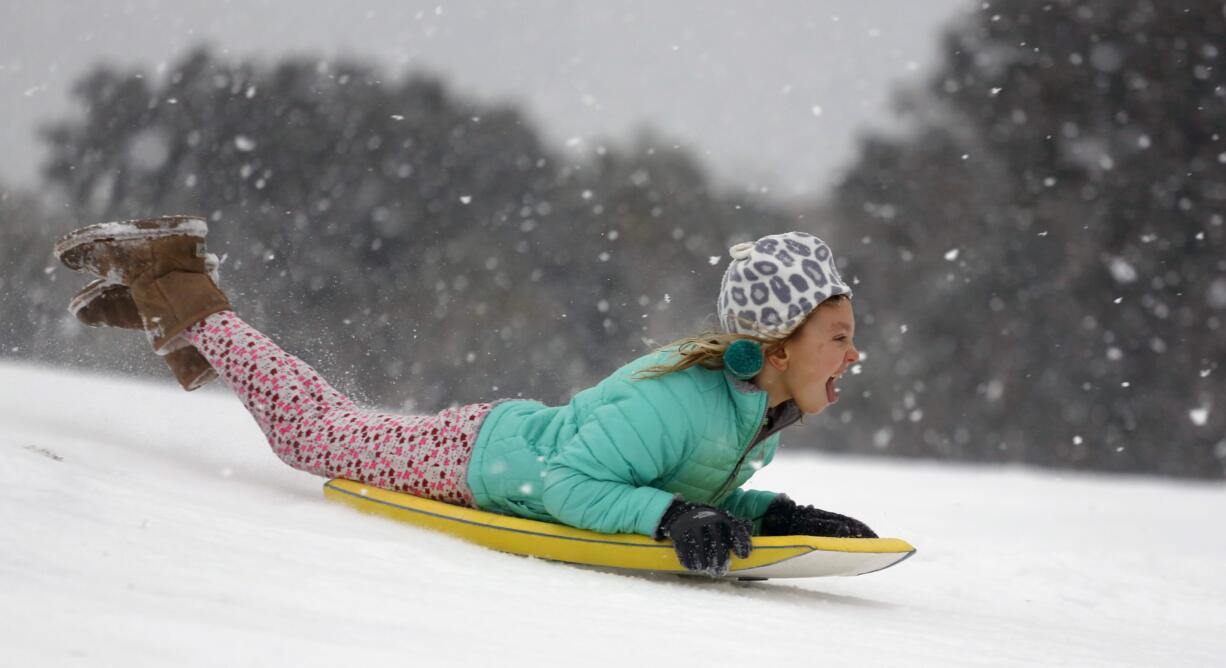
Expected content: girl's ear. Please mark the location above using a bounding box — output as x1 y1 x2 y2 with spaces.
765 343 790 371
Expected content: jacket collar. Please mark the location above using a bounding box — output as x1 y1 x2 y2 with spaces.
721 367 771 442
759 398 803 440
721 368 804 441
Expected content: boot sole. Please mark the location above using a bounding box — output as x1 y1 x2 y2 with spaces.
68 278 131 324
53 215 209 272
183 366 218 391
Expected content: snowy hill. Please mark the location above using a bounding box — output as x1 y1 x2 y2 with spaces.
2 359 1223 666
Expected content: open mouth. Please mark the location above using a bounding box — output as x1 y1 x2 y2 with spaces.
826 375 840 404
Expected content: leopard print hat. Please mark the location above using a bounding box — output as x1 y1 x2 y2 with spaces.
716 231 852 338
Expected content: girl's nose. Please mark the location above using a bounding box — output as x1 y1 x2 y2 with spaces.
848 346 861 364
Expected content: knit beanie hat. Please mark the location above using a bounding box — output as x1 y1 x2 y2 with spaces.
717 231 852 340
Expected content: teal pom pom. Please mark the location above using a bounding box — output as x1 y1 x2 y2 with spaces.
724 339 764 380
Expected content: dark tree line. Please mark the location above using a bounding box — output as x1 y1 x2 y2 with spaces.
822 0 1224 477
6 47 788 412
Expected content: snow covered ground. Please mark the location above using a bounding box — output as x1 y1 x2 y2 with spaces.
2 359 1223 667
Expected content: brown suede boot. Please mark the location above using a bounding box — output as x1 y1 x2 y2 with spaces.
69 279 218 391
54 215 233 354
55 215 210 278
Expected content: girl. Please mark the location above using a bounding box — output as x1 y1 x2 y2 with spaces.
54 218 876 576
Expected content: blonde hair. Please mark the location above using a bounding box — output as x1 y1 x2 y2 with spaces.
633 293 850 381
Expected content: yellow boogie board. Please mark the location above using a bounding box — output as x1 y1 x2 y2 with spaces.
324 479 915 579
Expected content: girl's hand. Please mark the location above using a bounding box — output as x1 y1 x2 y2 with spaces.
760 494 877 538
655 499 753 576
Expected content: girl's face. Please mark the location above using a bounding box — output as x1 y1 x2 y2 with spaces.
773 298 861 415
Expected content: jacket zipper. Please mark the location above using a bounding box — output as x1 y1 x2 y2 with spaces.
710 398 769 505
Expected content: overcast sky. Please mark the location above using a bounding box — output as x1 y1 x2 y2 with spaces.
0 0 969 199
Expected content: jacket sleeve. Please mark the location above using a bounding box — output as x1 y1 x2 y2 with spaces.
541 377 689 536
718 487 782 534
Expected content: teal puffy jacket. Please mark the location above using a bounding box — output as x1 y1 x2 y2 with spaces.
465 346 793 536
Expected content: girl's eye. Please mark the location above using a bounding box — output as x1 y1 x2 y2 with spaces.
834 335 847 342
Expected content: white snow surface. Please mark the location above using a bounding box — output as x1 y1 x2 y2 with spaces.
1 359 1224 667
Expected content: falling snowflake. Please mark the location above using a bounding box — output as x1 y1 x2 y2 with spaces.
1108 257 1138 284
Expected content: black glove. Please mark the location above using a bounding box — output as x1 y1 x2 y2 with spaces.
654 499 754 576
760 494 878 538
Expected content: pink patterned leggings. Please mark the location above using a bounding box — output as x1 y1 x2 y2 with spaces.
184 311 491 507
